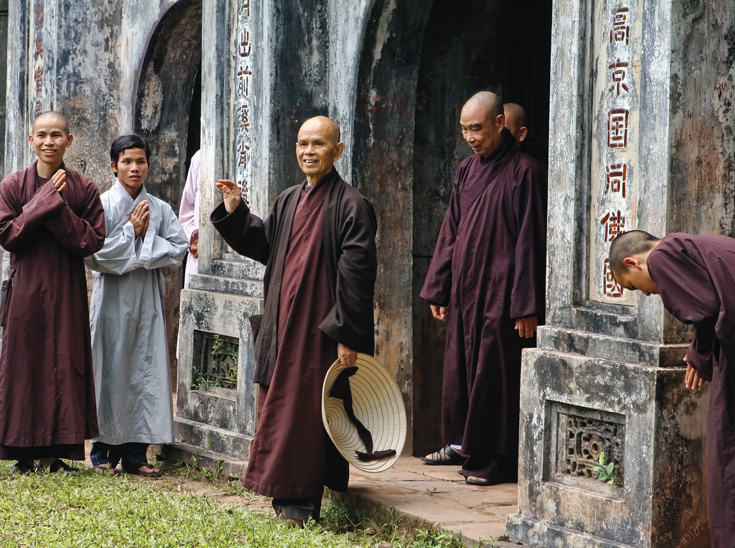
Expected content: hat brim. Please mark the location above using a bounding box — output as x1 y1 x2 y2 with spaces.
322 353 406 473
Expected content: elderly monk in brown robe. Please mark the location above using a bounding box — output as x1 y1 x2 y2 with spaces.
420 91 547 486
211 116 377 524
610 230 735 548
0 111 105 474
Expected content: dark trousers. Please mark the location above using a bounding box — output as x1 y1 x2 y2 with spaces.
90 442 148 471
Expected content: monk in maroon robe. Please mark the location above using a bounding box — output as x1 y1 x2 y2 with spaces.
421 92 547 485
610 230 735 548
0 111 105 473
211 116 377 524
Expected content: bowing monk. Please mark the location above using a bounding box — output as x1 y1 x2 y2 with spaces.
211 116 377 524
0 111 105 474
421 91 547 486
610 230 735 547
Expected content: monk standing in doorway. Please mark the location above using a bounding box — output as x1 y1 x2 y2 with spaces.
211 116 377 524
0 111 105 474
610 230 735 547
421 91 547 486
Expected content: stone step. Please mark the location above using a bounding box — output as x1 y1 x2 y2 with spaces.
173 415 253 459
187 273 264 298
212 256 265 280
538 325 689 367
164 441 248 480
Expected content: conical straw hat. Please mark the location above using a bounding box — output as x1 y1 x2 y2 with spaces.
322 353 407 473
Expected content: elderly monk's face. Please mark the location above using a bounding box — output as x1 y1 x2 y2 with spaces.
296 118 344 185
460 102 505 157
29 116 73 170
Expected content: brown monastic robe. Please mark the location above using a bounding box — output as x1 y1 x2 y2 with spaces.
421 130 547 473
0 162 105 460
211 168 377 498
647 233 735 547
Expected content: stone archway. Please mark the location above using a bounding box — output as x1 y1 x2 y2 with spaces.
135 0 202 382
353 0 552 455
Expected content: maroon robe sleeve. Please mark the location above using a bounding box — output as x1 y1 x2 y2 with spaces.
211 200 272 265
319 193 377 352
43 173 105 257
420 167 465 306
0 174 65 253
509 161 548 320
648 239 720 381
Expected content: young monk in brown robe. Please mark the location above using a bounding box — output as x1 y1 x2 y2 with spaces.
421 91 547 485
211 116 377 525
0 111 105 474
610 230 735 548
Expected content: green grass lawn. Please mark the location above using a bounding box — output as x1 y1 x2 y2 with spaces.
0 462 465 548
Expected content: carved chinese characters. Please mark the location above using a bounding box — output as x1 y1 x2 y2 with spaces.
590 3 640 303
233 1 252 205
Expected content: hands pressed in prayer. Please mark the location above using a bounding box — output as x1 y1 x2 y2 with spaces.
51 169 67 196
515 316 538 338
130 200 150 238
430 305 448 322
684 356 707 391
216 179 242 214
337 343 357 367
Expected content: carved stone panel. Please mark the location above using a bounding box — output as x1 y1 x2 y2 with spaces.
192 330 239 390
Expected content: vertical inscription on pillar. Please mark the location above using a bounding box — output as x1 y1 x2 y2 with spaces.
589 2 642 304
233 0 253 206
30 0 45 119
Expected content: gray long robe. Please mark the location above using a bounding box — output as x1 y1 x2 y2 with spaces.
85 181 188 445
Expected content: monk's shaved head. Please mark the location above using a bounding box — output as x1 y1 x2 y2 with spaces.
300 116 341 144
464 91 504 121
504 103 527 129
609 230 661 275
33 111 70 135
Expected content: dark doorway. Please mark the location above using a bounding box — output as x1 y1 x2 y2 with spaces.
354 0 552 456
412 0 552 456
135 0 202 384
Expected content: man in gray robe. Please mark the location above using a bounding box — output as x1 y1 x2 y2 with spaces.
85 135 188 476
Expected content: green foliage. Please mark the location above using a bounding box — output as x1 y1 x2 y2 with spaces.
590 450 617 485
0 463 366 548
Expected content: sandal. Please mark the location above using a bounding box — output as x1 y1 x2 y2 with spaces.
49 459 78 474
93 463 117 476
124 463 164 477
420 445 467 465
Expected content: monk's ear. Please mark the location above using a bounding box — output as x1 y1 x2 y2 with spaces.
334 141 345 161
622 256 639 269
519 127 528 142
66 134 73 147
496 113 505 129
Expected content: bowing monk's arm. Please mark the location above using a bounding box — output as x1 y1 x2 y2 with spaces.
430 304 448 321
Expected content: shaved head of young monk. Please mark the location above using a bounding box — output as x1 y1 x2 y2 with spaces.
609 230 662 295
460 91 505 157
29 111 73 177
295 116 344 187
503 103 528 148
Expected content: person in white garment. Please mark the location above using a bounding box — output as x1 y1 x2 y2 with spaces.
179 150 200 289
85 134 188 476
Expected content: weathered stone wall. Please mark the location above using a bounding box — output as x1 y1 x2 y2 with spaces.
0 0 8 175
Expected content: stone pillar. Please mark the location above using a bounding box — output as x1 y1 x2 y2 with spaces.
505 1 734 547
174 0 262 460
